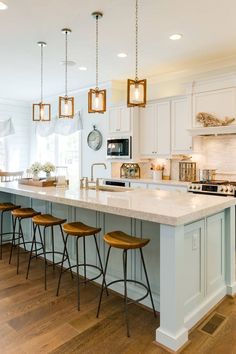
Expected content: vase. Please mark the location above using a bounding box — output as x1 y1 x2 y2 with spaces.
46 172 51 180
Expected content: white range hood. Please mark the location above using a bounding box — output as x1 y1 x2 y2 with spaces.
188 125 236 136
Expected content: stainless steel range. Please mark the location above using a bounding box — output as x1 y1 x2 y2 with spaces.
188 180 236 196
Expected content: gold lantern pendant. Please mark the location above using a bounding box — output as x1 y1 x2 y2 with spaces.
127 0 147 107
59 28 74 119
33 42 51 121
88 12 106 114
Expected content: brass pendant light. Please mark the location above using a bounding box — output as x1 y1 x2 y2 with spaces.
88 11 106 114
127 0 147 107
59 28 74 119
32 42 51 121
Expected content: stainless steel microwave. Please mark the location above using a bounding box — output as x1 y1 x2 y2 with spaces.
106 137 132 159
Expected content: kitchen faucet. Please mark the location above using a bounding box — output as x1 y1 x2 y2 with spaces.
91 163 107 181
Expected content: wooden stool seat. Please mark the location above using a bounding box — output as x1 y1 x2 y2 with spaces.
63 222 101 237
0 203 20 212
12 208 40 219
32 214 66 227
104 231 150 250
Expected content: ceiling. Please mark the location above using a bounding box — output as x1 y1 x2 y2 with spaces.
1 0 236 101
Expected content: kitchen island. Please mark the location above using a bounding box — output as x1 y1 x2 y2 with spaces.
0 182 235 352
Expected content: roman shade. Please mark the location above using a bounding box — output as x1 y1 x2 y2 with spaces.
0 118 15 137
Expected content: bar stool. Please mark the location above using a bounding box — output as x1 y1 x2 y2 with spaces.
9 207 41 274
97 231 156 337
56 222 106 311
0 203 21 260
26 214 72 290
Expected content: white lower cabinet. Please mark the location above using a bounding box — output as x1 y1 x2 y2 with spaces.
130 182 147 189
148 183 187 192
184 212 225 315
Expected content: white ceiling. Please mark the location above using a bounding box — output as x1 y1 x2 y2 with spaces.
1 0 236 101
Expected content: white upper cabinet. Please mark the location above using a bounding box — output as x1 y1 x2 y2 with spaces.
109 106 131 134
171 97 192 154
139 101 171 157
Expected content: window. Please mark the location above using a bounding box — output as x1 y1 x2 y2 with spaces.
36 132 81 181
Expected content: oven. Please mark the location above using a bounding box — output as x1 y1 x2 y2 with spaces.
106 137 132 159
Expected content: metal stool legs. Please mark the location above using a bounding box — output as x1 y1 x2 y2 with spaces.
9 216 27 274
0 211 17 260
97 246 156 337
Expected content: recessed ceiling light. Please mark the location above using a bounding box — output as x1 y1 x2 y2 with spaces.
0 2 8 10
117 53 127 58
79 66 87 71
169 34 183 41
60 60 76 67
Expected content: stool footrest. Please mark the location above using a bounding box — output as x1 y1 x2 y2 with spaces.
63 263 102 283
30 251 68 266
106 279 150 305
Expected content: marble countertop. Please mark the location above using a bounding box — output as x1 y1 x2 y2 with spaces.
104 177 189 187
0 182 235 226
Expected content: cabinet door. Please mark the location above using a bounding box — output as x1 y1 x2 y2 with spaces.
130 182 147 189
156 101 171 155
109 107 120 134
120 107 131 133
171 97 192 153
139 104 156 156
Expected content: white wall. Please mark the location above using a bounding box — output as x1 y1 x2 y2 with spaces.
0 98 31 171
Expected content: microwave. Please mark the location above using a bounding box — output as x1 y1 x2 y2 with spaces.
107 137 132 159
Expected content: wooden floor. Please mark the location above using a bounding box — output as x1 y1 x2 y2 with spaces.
0 245 236 354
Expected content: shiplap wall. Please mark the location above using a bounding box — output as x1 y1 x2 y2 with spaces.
0 98 31 171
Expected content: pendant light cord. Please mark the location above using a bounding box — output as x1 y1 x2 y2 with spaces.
40 44 43 103
96 14 99 90
65 30 68 97
135 0 139 81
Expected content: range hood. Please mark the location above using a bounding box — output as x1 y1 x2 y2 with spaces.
188 125 236 137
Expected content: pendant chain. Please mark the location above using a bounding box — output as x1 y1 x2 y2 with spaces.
65 30 68 97
135 0 139 81
96 15 99 90
40 44 43 103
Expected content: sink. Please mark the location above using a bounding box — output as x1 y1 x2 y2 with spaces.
87 185 129 192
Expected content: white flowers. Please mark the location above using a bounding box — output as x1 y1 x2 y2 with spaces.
42 162 55 174
30 162 42 174
30 162 55 175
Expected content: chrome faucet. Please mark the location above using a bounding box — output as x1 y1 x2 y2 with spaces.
91 163 107 181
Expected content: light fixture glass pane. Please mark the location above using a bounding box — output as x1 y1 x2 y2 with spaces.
59 96 74 118
33 103 51 121
88 89 106 113
127 79 147 107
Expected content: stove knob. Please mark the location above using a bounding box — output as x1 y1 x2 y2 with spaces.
230 188 234 193
193 186 196 190
220 187 224 192
197 186 201 190
189 186 192 189
225 188 228 193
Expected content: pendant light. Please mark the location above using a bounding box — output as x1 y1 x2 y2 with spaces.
88 11 106 114
59 28 74 119
127 0 147 107
33 42 51 122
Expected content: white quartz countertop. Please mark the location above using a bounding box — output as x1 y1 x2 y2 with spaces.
0 182 235 226
104 177 189 187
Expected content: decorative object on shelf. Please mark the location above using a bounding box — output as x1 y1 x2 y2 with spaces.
151 163 163 181
33 42 51 122
88 11 106 113
59 28 74 119
120 163 140 179
196 112 235 127
179 162 197 182
87 125 103 151
55 166 69 187
42 162 55 179
127 0 147 107
30 162 42 180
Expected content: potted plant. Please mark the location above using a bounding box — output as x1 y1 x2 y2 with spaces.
42 162 55 179
30 162 42 180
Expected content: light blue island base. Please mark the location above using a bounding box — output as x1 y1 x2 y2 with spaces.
0 190 235 353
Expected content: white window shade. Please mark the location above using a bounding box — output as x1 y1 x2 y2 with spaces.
36 111 83 137
0 118 15 137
